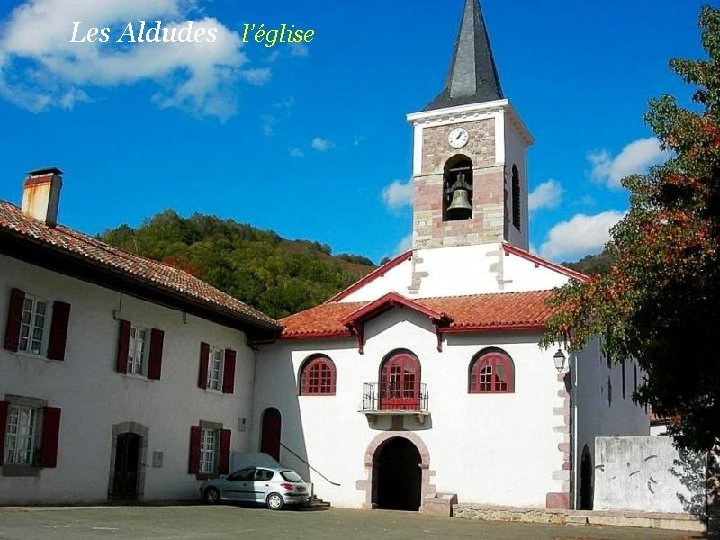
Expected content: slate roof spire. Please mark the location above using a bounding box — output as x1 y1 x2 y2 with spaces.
424 0 504 111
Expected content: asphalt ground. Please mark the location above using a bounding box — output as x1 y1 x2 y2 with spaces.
0 505 704 540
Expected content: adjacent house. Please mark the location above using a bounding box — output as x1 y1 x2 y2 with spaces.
0 167 281 503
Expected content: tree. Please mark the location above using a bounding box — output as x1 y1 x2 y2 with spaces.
542 5 720 451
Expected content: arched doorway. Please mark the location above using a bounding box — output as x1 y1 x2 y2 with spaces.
260 408 282 462
580 445 593 510
374 437 421 510
380 352 420 411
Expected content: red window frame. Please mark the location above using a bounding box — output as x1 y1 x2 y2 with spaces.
299 356 336 396
470 351 514 393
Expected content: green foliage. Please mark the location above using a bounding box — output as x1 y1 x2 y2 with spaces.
563 248 615 275
542 6 720 451
99 210 375 319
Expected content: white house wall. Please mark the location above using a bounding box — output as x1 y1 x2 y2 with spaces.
255 307 568 508
0 254 255 504
340 243 571 303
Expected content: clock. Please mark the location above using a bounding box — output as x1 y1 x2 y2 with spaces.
448 127 469 149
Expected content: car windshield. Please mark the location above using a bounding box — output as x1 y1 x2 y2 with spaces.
280 470 303 482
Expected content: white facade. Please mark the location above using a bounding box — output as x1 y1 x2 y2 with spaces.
0 254 257 504
255 246 650 510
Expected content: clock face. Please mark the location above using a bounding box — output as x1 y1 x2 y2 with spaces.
448 127 469 149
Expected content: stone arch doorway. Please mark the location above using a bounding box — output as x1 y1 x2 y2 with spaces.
260 407 282 462
357 432 434 511
375 437 421 510
108 422 148 501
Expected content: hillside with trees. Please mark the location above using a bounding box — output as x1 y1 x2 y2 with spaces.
99 210 375 319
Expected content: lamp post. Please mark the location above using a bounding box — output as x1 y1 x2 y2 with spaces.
553 348 567 373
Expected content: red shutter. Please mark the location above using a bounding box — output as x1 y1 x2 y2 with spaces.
219 429 231 474
47 301 71 361
40 407 61 468
198 342 210 389
147 328 165 381
188 425 201 474
4 288 25 353
0 401 8 466
117 320 131 374
222 349 237 394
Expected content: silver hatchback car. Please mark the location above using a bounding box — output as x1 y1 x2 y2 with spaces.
200 466 311 510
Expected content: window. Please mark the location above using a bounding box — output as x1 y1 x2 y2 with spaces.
128 327 148 375
188 422 230 478
299 355 337 395
0 397 61 475
469 349 515 393
4 288 71 361
207 347 223 391
198 343 236 393
199 427 217 474
511 165 521 231
19 295 48 356
116 321 164 380
4 405 39 465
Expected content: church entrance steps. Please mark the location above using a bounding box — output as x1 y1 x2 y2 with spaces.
453 504 706 533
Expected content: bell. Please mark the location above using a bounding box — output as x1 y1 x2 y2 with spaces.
447 189 472 219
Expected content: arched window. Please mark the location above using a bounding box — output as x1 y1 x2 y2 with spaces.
511 165 521 231
469 349 515 393
299 355 336 396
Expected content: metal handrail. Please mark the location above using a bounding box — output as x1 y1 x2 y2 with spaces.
361 382 429 412
279 442 341 486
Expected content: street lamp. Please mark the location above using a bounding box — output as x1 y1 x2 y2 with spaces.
553 349 567 373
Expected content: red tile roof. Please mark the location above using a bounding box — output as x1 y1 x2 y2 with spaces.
281 290 558 339
0 200 280 332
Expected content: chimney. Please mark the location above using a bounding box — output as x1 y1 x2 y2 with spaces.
22 167 63 227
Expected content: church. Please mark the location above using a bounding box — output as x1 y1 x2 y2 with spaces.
0 0 648 511
252 0 648 511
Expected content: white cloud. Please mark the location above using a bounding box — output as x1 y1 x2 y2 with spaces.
261 114 277 137
289 43 309 58
289 147 304 158
588 138 668 189
0 0 266 120
395 233 413 254
539 210 625 261
382 179 413 210
528 179 563 213
311 137 335 152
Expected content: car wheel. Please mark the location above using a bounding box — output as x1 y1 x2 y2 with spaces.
266 493 284 510
203 487 220 505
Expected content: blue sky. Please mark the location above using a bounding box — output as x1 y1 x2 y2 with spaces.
0 0 710 264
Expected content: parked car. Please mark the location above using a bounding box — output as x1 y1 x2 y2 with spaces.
200 466 311 510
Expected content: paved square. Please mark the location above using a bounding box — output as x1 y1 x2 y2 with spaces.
0 506 700 540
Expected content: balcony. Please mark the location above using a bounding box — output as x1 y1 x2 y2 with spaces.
359 382 429 424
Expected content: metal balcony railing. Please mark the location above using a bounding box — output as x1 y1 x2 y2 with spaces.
361 382 429 413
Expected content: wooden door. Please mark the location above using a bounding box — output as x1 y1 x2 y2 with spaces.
260 408 282 462
112 433 140 499
380 353 420 410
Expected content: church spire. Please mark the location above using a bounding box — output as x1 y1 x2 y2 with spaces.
424 0 503 111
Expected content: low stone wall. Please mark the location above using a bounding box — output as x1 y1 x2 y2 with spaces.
453 503 706 532
594 436 706 514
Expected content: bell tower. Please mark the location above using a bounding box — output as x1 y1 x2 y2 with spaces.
407 0 533 251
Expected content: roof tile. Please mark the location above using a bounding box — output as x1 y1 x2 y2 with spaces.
0 200 279 330
281 290 557 339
